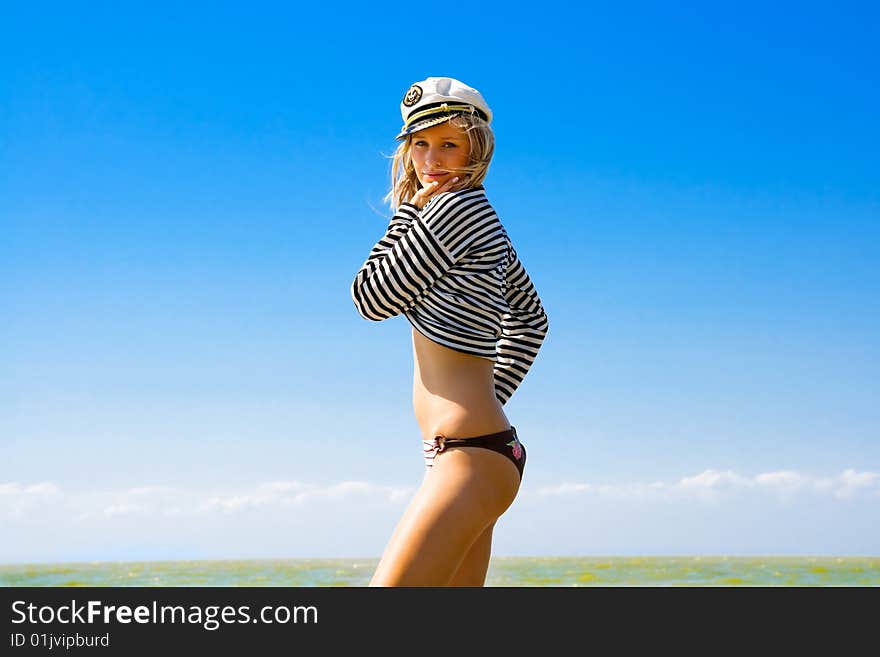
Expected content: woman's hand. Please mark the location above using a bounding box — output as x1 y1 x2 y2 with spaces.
409 176 460 210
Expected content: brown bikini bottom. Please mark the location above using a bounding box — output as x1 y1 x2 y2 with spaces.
422 425 526 480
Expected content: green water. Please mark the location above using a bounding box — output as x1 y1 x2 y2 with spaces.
2 556 878 586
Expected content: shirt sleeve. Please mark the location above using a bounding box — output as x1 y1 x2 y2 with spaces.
350 192 489 321
493 247 550 405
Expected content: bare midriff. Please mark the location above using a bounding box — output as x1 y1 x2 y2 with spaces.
411 326 511 442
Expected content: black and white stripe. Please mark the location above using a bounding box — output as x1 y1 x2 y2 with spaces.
351 187 548 405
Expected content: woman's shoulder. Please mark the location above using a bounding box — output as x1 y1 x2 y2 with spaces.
422 185 492 215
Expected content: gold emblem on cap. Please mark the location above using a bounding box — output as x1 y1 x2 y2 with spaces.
403 84 423 107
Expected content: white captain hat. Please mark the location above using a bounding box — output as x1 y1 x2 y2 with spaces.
395 76 492 140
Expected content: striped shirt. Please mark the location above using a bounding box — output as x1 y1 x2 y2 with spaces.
351 186 549 405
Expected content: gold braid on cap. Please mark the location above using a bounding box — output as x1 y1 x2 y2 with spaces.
403 102 487 130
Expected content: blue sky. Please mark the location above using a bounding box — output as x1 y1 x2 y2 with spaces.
2 1 878 563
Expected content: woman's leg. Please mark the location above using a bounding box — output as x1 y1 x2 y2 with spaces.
369 447 521 587
447 521 496 587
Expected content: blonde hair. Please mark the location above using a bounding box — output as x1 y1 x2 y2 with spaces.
384 114 495 211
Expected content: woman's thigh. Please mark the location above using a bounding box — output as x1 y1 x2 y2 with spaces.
447 521 496 587
369 447 521 587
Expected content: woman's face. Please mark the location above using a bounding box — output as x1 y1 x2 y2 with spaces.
409 121 471 189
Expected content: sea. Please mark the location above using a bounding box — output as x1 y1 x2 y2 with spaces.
2 556 878 586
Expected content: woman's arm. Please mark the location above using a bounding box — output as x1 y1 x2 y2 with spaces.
350 190 492 321
493 248 550 405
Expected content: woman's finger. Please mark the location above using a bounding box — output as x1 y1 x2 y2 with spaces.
411 176 460 208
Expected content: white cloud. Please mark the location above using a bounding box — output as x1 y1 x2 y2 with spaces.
538 483 595 496
755 470 806 488
0 482 61 496
0 481 63 518
536 468 880 503
1 479 419 563
538 480 668 500
199 480 413 514
752 470 811 503
1 471 878 562
837 469 880 499
680 469 752 489
3 470 875 523
0 480 415 521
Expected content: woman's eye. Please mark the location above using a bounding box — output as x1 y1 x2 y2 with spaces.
413 141 457 148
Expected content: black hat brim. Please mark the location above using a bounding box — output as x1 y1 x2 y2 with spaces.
395 113 464 141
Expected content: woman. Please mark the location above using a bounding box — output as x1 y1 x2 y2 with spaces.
351 77 549 586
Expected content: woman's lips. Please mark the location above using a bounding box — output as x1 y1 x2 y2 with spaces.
424 171 447 177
